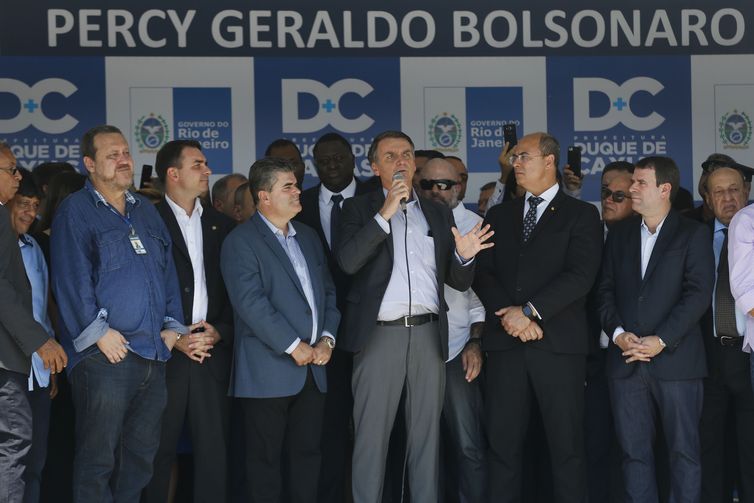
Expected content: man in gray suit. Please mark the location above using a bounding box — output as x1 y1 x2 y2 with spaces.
0 142 67 502
221 157 340 503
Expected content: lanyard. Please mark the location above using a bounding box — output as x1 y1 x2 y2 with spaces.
103 201 136 236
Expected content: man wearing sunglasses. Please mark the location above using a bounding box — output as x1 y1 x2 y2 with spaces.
418 158 487 502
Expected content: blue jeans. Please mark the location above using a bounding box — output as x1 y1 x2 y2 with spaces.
609 365 703 503
443 351 487 503
69 350 166 503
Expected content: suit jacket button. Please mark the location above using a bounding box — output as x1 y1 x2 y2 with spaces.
516 287 522 292
638 296 643 302
184 287 190 293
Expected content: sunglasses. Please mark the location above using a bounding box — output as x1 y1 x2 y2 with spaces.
419 179 458 191
601 187 629 203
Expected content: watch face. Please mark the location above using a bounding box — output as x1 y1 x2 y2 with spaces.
522 305 532 318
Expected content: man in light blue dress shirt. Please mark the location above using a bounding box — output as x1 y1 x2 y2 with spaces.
7 171 56 503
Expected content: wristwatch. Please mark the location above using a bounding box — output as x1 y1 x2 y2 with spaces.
522 304 537 321
320 336 336 349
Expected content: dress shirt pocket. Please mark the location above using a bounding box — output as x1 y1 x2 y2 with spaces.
96 228 129 272
147 231 169 269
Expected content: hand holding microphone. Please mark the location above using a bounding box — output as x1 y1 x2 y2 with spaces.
379 171 410 220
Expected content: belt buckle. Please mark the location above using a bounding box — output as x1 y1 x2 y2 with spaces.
720 335 736 346
403 316 413 328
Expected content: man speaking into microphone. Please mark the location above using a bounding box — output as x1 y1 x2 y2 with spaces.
336 130 493 503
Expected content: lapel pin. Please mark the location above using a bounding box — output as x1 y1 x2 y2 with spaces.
550 206 555 211
212 225 217 230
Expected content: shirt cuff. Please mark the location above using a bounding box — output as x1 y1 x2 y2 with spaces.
285 337 302 355
320 330 335 341
162 316 188 335
612 326 625 343
73 308 110 353
373 213 390 234
454 251 475 266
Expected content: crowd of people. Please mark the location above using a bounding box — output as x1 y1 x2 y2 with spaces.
1 123 753 503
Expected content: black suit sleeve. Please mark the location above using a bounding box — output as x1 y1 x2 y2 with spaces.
530 204 603 322
472 208 514 313
336 197 389 275
213 215 236 347
0 207 48 355
655 223 714 349
597 228 623 338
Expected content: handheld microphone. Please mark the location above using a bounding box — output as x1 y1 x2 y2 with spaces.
392 171 408 213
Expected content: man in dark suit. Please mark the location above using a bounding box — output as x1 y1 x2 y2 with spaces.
295 132 370 503
0 143 67 502
143 140 236 503
699 164 754 503
473 131 603 503
337 130 492 503
599 156 714 503
221 157 339 503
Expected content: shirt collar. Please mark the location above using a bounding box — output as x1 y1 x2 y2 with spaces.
18 234 32 247
714 218 727 233
319 178 357 204
525 183 559 206
257 210 296 238
165 194 203 219
640 214 668 236
452 201 467 220
86 179 138 208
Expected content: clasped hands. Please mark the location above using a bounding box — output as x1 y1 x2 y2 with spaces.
291 338 333 367
495 306 543 342
615 332 665 363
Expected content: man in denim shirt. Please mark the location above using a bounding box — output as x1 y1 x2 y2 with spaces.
51 125 187 502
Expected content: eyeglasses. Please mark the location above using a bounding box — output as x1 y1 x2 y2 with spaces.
601 187 629 203
0 166 18 176
508 153 544 165
419 179 458 191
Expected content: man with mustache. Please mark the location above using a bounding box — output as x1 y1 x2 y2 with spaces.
51 125 186 501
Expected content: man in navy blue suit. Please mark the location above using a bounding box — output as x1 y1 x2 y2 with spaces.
599 156 714 503
221 157 340 503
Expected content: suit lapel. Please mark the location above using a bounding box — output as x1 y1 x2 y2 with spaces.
157 200 191 263
252 214 307 299
641 210 678 285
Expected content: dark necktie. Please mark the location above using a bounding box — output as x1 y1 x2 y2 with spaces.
523 196 544 242
330 194 344 250
715 228 738 338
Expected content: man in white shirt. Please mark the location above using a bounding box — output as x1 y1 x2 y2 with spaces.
144 140 237 503
418 158 486 502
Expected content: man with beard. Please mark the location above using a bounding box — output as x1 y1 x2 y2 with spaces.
51 125 186 501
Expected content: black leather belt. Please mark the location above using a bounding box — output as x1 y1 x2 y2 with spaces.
719 335 743 347
377 313 438 327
